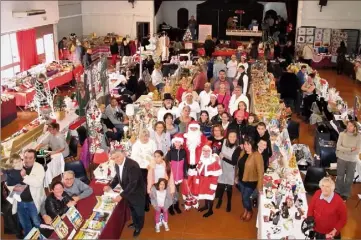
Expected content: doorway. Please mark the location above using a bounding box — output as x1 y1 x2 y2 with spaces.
177 8 189 29
137 22 150 41
43 34 55 63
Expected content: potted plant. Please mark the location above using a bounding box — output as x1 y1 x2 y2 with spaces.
54 95 66 120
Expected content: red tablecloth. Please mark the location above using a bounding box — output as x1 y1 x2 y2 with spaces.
46 71 73 90
46 65 84 90
1 97 17 127
73 65 84 82
93 151 109 164
5 66 84 107
50 180 130 239
7 89 36 107
68 116 86 131
197 48 236 57
311 56 335 69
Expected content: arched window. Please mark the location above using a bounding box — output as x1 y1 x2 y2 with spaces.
177 8 189 29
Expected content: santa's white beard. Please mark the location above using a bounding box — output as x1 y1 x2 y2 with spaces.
200 155 211 165
186 130 202 151
185 130 202 165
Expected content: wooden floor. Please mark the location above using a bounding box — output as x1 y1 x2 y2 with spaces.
1 69 361 239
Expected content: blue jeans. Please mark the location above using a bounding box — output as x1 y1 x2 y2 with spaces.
17 201 41 236
237 182 254 211
114 123 124 134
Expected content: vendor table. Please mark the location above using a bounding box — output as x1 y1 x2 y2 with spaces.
7 89 36 107
197 48 236 57
226 30 263 37
46 65 84 90
5 66 84 106
49 180 130 239
311 54 335 69
92 45 111 61
257 169 308 239
1 97 17 127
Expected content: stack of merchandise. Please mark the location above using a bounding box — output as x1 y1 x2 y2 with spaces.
74 196 115 239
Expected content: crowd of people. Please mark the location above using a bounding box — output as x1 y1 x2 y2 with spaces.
1 28 355 240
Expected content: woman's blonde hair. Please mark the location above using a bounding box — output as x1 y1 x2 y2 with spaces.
319 177 335 192
346 120 359 136
139 129 150 139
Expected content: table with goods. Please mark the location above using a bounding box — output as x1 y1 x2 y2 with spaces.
250 62 309 239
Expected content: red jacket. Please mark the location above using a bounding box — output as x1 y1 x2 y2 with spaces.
307 190 347 235
193 72 207 92
176 87 187 103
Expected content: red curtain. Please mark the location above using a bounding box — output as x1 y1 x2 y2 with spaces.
16 28 38 71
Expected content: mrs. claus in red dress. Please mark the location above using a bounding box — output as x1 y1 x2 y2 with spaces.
197 145 222 217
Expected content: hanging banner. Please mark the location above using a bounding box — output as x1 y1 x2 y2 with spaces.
198 24 212 43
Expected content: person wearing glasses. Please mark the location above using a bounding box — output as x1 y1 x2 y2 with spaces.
62 171 93 202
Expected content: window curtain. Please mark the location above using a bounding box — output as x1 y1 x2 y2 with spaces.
16 29 37 71
285 0 298 27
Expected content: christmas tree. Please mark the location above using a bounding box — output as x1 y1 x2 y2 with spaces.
183 28 193 42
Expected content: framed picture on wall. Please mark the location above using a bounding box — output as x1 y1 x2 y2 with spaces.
306 36 314 43
298 28 306 35
297 36 305 43
306 28 315 36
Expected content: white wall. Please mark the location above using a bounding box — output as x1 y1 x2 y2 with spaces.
81 1 154 39
1 1 59 34
156 1 203 28
156 1 287 29
260 2 287 20
298 1 361 29
57 1 83 41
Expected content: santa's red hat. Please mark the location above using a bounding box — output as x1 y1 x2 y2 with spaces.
241 54 247 59
187 120 200 130
171 133 184 144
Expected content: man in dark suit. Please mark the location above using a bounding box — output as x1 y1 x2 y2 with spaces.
103 149 145 237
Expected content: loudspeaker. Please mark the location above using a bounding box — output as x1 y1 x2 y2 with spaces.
319 0 328 6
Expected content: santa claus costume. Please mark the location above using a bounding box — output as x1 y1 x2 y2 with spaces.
197 145 222 217
181 121 208 210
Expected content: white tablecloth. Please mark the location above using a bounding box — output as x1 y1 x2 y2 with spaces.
257 170 308 239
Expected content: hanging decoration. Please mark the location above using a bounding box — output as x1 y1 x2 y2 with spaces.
86 99 104 154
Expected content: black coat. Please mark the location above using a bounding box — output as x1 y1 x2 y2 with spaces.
110 158 145 206
273 45 281 59
45 192 73 218
279 72 299 100
110 43 119 55
204 39 215 56
254 130 273 162
227 120 247 143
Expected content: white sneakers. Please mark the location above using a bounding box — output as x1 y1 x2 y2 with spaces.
155 222 170 233
155 223 160 233
163 222 170 231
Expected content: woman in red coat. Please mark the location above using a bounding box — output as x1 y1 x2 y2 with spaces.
307 177 347 239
